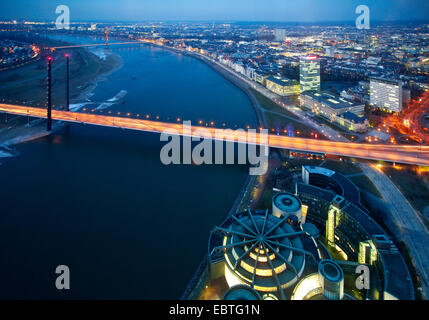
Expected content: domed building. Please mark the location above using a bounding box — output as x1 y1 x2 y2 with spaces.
185 167 415 301
208 209 322 300
222 285 262 300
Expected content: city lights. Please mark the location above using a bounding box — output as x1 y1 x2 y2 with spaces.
0 0 428 305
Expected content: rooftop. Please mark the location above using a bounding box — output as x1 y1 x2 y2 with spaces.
303 165 362 207
302 91 362 110
266 75 299 87
338 111 367 124
370 77 402 86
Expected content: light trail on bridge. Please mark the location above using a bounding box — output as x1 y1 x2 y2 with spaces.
1 103 429 166
51 41 147 50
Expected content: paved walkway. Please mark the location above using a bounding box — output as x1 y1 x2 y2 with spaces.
360 163 429 298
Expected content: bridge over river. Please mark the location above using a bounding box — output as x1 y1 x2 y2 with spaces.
1 103 429 166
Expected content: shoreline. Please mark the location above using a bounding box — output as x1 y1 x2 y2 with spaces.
0 48 124 149
145 42 265 129
72 51 124 104
1 40 265 299
166 45 429 301
137 43 272 300
190 52 266 128
149 44 270 300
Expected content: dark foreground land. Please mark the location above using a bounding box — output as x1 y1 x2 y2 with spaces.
0 39 121 107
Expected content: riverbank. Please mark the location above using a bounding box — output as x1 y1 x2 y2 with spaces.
189 52 266 128
140 42 265 129
0 38 256 299
154 44 429 300
0 45 122 105
138 44 282 300
71 49 124 105
164 47 270 300
0 41 124 149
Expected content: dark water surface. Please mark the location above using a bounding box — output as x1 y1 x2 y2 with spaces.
0 36 257 299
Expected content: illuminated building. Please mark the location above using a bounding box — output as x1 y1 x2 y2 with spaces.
324 47 334 57
297 169 415 300
336 112 368 133
326 196 344 247
291 259 349 300
318 259 344 300
302 166 362 207
274 29 286 42
301 91 365 117
191 168 414 301
300 56 320 93
300 91 367 132
358 240 378 265
208 209 321 300
370 78 403 113
223 285 261 300
265 76 300 96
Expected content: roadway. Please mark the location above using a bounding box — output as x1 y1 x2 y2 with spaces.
376 90 429 144
360 163 429 298
191 51 348 142
404 91 429 143
1 103 429 166
134 45 429 298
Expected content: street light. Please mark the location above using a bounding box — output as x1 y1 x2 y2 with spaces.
65 53 70 111
46 56 53 131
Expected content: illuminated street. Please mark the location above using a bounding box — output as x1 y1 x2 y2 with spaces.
2 103 429 166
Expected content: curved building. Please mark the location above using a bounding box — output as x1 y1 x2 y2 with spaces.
196 165 415 301
296 182 415 300
209 210 319 299
223 285 262 300
302 165 362 208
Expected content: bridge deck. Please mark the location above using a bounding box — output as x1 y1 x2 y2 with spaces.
1 104 429 166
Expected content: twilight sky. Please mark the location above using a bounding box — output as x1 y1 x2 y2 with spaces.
1 0 429 22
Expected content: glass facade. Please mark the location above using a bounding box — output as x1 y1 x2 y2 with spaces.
300 56 321 93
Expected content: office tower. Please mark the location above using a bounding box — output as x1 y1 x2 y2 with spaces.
300 55 320 93
274 28 286 42
370 78 403 113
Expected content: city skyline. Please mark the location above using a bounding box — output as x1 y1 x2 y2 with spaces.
2 0 429 22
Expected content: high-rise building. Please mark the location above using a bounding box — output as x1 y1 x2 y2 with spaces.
300 56 320 93
326 202 341 247
370 78 403 113
325 46 334 57
358 240 378 265
274 28 286 42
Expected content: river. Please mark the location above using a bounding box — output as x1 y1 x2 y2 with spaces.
0 35 257 299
